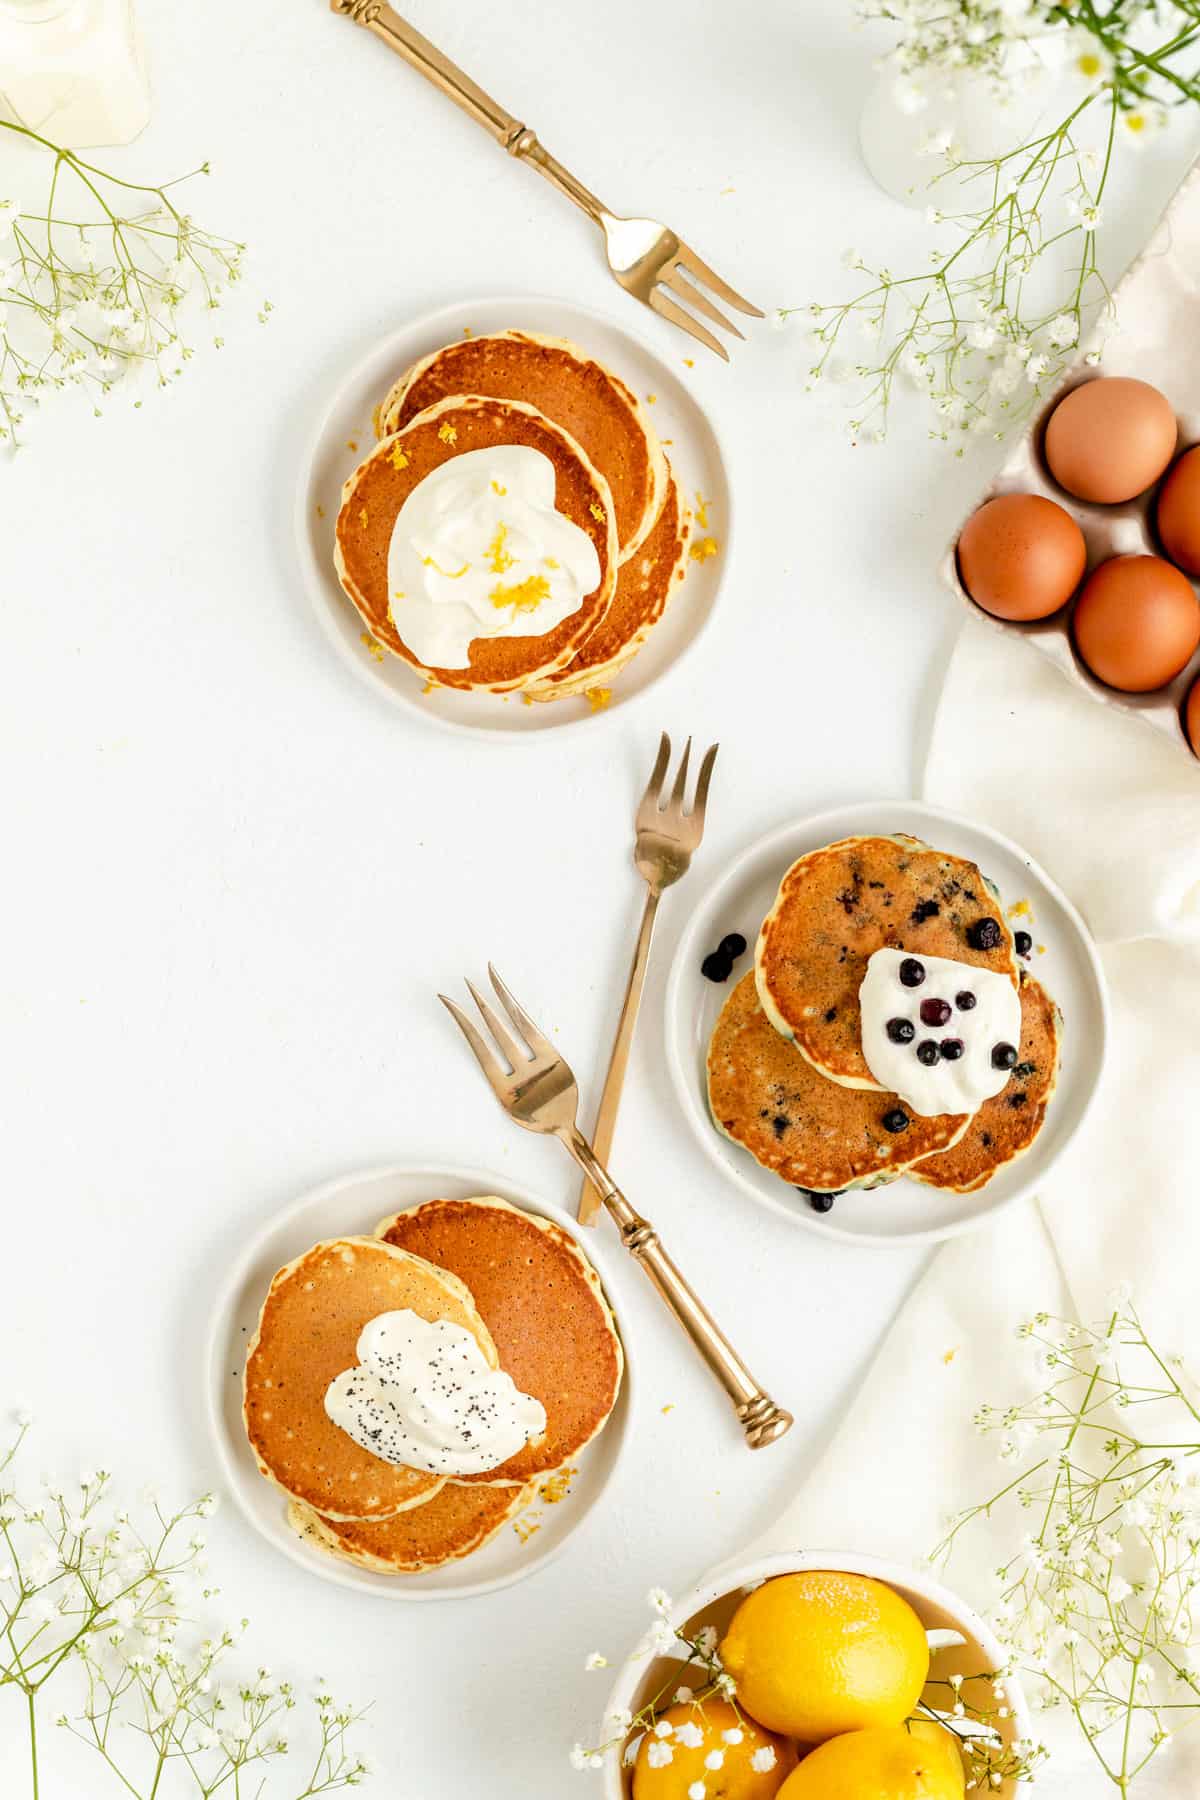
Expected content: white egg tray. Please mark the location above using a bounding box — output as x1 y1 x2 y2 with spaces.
940 157 1200 761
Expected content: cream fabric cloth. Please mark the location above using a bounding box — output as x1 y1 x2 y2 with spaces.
750 619 1200 1795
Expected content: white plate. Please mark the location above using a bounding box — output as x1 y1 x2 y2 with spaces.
295 295 730 739
206 1162 631 1599
665 800 1109 1248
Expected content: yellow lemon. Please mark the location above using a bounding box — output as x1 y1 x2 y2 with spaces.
632 1697 798 1800
719 1572 929 1741
777 1721 965 1799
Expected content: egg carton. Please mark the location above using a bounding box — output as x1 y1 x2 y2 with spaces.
940 156 1200 761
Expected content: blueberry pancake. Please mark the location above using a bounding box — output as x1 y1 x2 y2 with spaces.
287 1480 531 1575
377 330 666 559
374 1196 622 1485
755 834 1018 1091
707 972 971 1193
910 974 1062 1193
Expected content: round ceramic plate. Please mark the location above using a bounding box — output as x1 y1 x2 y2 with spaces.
206 1163 631 1599
296 295 730 738
664 800 1109 1247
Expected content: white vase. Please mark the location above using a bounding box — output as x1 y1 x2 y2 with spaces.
0 0 150 149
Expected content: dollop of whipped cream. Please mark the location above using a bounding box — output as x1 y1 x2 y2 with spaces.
323 1309 546 1477
858 947 1022 1117
385 444 602 669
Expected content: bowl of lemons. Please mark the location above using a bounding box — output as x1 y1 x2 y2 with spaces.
602 1550 1033 1799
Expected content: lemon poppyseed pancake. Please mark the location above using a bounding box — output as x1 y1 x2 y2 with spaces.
378 331 666 559
756 835 1018 1091
244 1237 496 1522
335 395 619 693
375 1197 622 1485
911 974 1062 1193
526 467 691 701
287 1481 531 1575
707 973 970 1192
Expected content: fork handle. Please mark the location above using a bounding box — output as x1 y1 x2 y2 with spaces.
566 1129 793 1451
577 887 661 1228
332 2 610 224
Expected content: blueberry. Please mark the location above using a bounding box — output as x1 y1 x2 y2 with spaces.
920 997 952 1027
992 1041 1018 1070
967 918 1002 951
719 933 748 960
1015 930 1033 958
940 1038 965 1061
701 951 732 983
899 957 926 988
807 1191 836 1213
916 1040 940 1066
911 899 940 923
956 990 977 1011
882 1108 909 1133
886 1017 915 1044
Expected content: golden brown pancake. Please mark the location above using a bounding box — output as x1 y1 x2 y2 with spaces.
378 331 666 558
910 974 1061 1193
375 1196 623 1484
526 467 691 700
756 835 1018 1090
707 972 970 1193
334 395 619 693
244 1236 496 1522
288 1481 530 1575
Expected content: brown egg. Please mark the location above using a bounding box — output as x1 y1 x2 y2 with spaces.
1073 555 1200 692
1044 377 1177 504
957 493 1087 622
1157 445 1200 575
1185 673 1200 756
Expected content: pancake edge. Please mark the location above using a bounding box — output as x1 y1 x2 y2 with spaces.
286 1481 533 1575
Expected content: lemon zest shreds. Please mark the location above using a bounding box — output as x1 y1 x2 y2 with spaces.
422 555 470 579
689 536 719 563
491 575 550 613
437 422 458 445
389 444 410 471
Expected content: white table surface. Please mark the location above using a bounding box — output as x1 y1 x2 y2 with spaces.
2 3 1195 1793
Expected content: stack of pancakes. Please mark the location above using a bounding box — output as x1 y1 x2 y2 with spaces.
243 1196 622 1575
334 330 691 704
706 834 1063 1202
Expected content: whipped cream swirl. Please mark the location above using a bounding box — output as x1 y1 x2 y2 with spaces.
859 947 1022 1117
385 444 602 669
324 1309 546 1477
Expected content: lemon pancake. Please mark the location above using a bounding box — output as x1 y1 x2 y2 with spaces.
911 974 1062 1193
287 1481 530 1575
335 395 619 693
244 1236 496 1522
375 1196 623 1485
756 834 1018 1091
378 330 666 558
707 973 970 1193
526 467 691 701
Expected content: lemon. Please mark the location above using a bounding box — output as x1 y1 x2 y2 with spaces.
718 1572 929 1742
777 1721 965 1799
632 1697 797 1800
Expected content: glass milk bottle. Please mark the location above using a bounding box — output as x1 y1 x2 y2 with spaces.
0 0 150 148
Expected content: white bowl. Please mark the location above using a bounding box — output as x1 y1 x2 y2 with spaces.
295 294 731 740
602 1548 1031 1798
206 1162 631 1600
665 798 1109 1247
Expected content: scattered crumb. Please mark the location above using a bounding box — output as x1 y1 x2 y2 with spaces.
694 491 711 530
316 503 325 519
437 421 458 445
683 358 695 368
389 444 410 471
1037 943 1047 955
539 1466 576 1505
689 536 719 563
1007 899 1033 919
421 679 436 694
360 632 385 664
646 392 658 405
943 1347 958 1365
720 185 736 196
661 437 674 446
661 1403 675 1414
585 687 613 711
521 693 535 706
463 326 473 337
345 439 358 452
512 1516 541 1545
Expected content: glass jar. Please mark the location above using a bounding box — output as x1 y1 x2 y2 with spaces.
0 0 150 149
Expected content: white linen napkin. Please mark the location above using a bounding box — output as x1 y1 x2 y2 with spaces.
748 618 1200 1796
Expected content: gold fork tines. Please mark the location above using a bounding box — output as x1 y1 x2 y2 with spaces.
440 967 792 1451
332 1 762 358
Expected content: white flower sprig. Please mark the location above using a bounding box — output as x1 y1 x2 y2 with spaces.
934 1297 1200 1793
0 120 264 450
0 1414 370 1798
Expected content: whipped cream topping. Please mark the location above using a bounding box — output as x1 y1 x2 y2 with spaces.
385 444 602 669
858 947 1022 1118
323 1309 546 1477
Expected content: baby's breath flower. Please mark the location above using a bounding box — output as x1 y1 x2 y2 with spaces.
585 1651 608 1671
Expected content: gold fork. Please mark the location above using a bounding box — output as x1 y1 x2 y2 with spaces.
441 965 792 1450
578 733 717 1227
332 0 763 360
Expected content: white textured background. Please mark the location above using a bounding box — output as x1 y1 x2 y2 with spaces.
2 1 1196 1793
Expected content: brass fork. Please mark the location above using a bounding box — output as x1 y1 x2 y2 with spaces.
441 966 792 1450
332 1 763 360
578 733 717 1227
